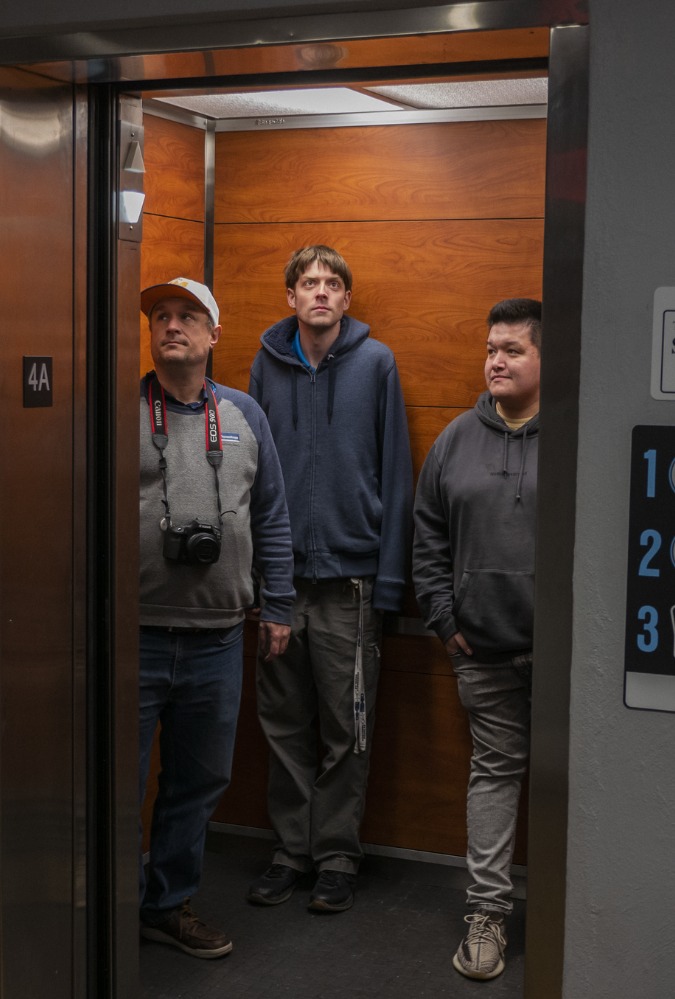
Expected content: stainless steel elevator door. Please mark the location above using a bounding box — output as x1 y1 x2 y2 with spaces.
0 67 85 997
0 72 141 998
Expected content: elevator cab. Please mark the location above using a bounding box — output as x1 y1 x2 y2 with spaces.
0 4 588 996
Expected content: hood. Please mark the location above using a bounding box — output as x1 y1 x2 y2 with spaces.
259 314 371 428
475 391 539 501
259 313 370 363
475 390 540 436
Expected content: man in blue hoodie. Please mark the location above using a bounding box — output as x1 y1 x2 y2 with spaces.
247 245 413 913
413 298 541 982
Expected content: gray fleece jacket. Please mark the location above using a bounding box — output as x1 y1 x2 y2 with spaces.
412 392 538 660
139 374 295 628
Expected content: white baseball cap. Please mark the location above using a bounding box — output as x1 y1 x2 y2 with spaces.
141 277 219 326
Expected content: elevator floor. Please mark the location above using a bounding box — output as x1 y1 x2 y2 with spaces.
139 830 525 998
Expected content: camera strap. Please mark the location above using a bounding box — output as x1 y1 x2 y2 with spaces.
147 372 226 526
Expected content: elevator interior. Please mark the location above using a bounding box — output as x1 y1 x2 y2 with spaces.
0 7 587 997
137 29 549 862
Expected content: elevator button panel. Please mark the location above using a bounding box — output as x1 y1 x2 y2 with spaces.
624 424 675 711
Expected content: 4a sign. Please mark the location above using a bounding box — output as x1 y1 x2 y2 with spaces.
23 356 53 408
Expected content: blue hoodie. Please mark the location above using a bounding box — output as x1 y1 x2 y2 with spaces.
249 314 413 613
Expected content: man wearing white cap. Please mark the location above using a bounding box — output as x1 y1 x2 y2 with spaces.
138 277 294 958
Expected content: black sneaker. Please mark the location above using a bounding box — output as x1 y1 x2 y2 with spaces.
140 901 232 959
246 863 302 905
452 909 507 980
308 870 355 912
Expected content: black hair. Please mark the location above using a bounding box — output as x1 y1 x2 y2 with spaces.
487 298 542 350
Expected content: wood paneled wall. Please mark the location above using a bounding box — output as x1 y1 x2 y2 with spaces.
140 109 545 863
139 114 205 374
139 114 206 846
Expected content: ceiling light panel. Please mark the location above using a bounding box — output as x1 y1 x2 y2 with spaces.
155 87 400 119
366 78 548 109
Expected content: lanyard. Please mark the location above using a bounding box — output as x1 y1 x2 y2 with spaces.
147 372 224 527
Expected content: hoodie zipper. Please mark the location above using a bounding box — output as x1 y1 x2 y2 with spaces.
308 367 318 582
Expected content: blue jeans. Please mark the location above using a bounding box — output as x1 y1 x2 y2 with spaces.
452 652 532 915
138 623 244 920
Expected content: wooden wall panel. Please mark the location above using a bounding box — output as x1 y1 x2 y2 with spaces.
213 625 275 829
140 118 206 843
140 115 205 374
364 633 527 861
212 629 528 863
212 217 543 407
361 650 472 856
139 212 204 375
143 113 205 222
215 119 546 224
145 110 543 864
209 116 542 861
407 407 469 484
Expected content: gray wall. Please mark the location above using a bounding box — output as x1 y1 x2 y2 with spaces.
567 1 675 997
1 0 674 996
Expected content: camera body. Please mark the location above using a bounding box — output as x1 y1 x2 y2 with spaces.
163 519 222 565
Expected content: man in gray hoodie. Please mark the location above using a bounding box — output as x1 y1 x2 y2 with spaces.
246 246 413 913
413 298 541 981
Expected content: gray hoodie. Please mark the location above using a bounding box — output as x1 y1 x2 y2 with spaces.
412 392 538 660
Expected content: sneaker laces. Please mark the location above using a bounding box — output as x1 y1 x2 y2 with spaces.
464 911 506 948
267 864 294 879
318 870 342 887
179 902 206 930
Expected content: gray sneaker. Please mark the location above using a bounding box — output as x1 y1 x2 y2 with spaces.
140 901 232 959
452 910 507 980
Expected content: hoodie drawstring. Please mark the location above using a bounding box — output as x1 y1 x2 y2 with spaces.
502 427 530 502
501 432 509 477
515 428 529 502
290 354 337 428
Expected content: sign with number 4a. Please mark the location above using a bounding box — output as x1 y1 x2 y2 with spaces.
23 356 53 408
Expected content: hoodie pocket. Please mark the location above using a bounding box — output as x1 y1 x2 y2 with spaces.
453 569 534 649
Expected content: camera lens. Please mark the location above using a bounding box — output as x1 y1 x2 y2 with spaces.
186 531 221 564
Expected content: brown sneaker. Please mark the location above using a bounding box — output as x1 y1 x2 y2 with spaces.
140 901 232 959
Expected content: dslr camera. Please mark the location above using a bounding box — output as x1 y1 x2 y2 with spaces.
163 519 222 565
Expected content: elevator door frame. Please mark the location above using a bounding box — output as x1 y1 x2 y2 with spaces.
0 4 588 997
102 16 588 999
108 22 586 998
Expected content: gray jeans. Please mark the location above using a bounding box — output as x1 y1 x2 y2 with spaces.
257 577 382 876
452 652 532 914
